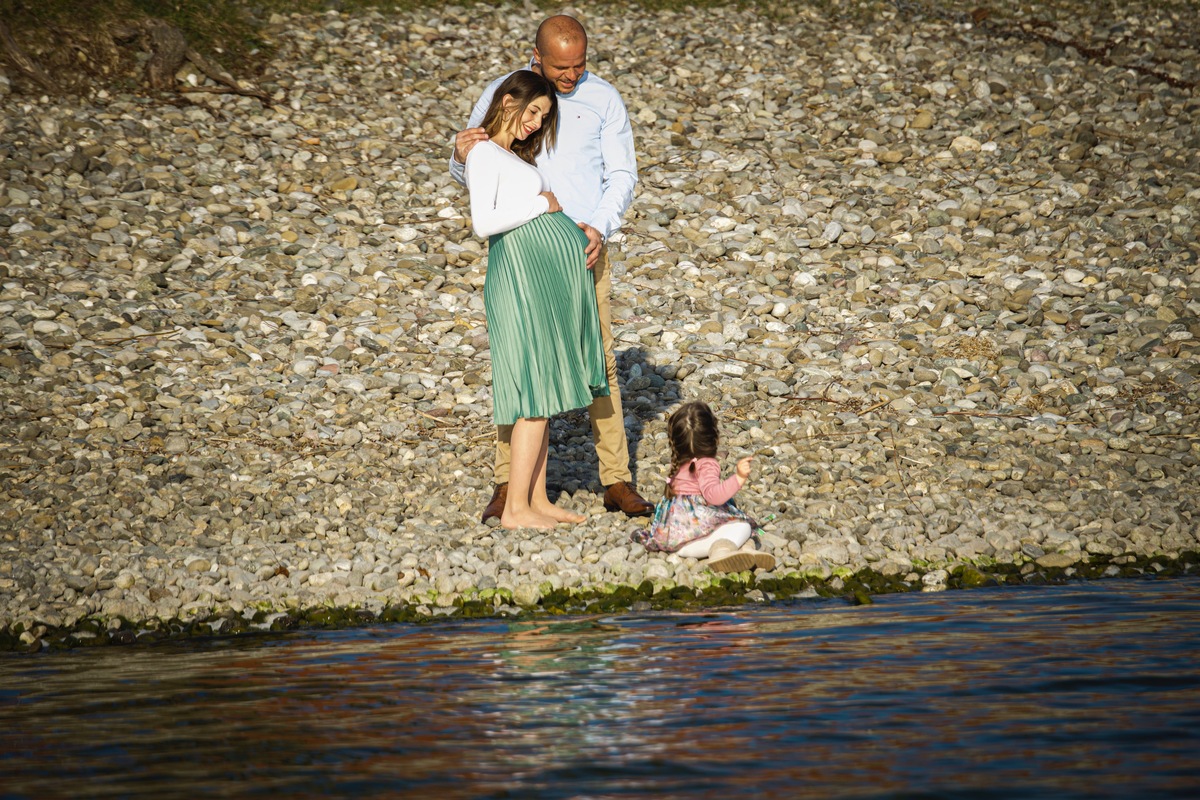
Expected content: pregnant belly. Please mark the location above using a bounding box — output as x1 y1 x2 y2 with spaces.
494 211 588 251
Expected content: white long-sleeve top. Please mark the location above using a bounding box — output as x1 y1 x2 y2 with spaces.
451 69 637 242
465 141 550 239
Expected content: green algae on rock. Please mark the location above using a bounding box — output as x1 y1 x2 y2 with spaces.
5 552 1197 653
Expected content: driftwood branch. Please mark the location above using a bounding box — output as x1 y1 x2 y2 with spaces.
964 4 1193 89
183 46 269 102
0 19 58 93
1004 18 1196 90
892 2 1195 90
114 17 268 102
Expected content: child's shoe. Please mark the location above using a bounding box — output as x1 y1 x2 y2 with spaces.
738 540 776 571
707 538 757 573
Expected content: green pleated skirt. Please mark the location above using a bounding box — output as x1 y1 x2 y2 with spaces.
484 212 610 425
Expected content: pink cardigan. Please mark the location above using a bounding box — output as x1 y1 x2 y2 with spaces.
670 457 742 505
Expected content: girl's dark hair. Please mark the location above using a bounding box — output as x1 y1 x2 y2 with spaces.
480 70 558 165
665 401 719 497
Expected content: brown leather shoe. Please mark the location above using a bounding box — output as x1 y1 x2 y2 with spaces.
481 483 508 523
603 481 654 517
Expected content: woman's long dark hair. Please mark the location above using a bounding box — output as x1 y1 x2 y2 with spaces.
665 401 720 498
479 70 558 165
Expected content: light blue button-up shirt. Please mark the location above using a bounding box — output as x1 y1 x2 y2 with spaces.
450 69 638 242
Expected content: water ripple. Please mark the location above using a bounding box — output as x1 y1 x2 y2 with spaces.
2 577 1198 799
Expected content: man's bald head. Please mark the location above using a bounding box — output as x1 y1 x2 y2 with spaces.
535 15 587 53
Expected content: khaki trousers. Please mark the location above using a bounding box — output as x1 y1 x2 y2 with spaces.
492 243 631 487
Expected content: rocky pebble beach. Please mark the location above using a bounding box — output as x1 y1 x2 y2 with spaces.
1 1 1198 649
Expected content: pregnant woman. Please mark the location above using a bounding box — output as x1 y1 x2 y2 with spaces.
465 70 609 530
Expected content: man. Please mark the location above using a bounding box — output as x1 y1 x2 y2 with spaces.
450 14 654 521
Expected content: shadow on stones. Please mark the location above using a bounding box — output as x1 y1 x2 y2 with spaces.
546 345 680 500
619 345 681 491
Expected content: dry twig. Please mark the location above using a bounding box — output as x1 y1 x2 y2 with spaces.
886 424 919 510
934 410 1034 421
87 327 184 347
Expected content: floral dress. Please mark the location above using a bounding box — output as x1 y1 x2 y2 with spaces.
631 458 759 553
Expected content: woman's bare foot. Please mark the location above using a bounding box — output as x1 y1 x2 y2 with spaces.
533 501 586 524
501 508 558 529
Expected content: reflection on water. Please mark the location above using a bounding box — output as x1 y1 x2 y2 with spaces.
2 578 1199 799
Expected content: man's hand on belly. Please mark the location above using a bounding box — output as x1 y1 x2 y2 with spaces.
578 222 602 270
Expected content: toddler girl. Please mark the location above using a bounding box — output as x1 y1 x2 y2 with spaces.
633 401 775 572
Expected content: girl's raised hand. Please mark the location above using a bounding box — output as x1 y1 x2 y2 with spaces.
736 456 754 481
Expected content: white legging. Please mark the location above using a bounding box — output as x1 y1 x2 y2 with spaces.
676 521 753 559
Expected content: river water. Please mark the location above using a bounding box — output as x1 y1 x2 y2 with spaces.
2 576 1198 799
